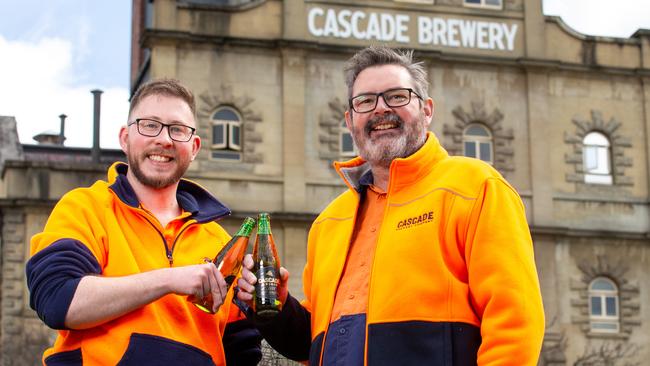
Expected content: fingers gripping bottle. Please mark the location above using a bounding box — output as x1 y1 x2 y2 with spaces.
193 216 256 314
252 213 282 318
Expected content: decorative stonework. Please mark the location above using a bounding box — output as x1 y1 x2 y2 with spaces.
1 208 55 366
318 97 348 161
564 110 633 186
197 85 264 164
570 255 641 339
574 341 640 366
443 101 514 173
539 317 567 366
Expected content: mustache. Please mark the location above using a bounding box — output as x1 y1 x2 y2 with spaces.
364 113 404 135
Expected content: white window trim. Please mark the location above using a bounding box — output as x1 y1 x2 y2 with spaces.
463 0 503 10
211 121 227 150
228 123 241 151
340 122 356 157
588 278 620 333
583 132 612 185
462 124 493 164
395 0 434 4
211 107 243 161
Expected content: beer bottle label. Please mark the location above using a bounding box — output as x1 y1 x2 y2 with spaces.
255 265 280 305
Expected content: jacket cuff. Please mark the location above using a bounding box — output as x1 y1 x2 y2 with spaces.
26 239 101 329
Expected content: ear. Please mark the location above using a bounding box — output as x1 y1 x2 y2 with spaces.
344 110 353 131
422 98 434 127
119 125 129 154
190 134 201 160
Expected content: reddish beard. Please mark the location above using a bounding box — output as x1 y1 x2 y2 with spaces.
127 148 190 189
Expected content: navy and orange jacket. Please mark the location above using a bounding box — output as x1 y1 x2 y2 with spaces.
26 162 261 366
258 132 545 365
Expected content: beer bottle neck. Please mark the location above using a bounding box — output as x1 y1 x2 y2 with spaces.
258 218 271 235
234 217 255 237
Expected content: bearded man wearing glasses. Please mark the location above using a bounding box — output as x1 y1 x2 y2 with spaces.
26 79 261 366
237 46 545 365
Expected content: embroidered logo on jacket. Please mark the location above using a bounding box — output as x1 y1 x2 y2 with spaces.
396 211 434 230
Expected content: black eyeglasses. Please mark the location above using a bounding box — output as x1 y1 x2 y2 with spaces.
128 118 196 142
349 87 423 113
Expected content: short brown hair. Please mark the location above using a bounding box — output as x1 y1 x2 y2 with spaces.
129 78 196 118
344 46 429 101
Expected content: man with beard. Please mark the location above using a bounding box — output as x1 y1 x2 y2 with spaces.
26 79 261 366
236 46 545 365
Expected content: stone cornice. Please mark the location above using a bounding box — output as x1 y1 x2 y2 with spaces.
530 225 650 241
141 29 648 76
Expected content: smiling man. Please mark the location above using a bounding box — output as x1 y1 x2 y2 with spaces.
26 79 261 366
237 46 545 365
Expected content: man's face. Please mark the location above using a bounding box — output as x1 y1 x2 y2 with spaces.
120 94 200 189
345 64 433 167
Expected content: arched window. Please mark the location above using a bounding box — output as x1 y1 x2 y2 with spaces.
589 277 619 333
583 131 612 184
211 107 241 161
340 120 355 157
463 124 493 164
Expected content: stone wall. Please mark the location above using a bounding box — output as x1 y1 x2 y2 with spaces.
0 207 54 366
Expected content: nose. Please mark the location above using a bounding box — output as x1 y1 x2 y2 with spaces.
152 126 174 146
374 95 392 114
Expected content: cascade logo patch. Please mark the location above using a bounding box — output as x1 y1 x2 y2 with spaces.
396 211 434 230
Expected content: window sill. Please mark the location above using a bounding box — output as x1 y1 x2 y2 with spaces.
586 332 629 340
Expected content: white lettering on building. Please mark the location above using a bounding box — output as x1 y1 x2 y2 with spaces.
308 7 410 43
308 7 518 52
417 16 517 51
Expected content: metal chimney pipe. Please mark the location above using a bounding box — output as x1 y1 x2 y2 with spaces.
58 114 67 145
91 89 103 163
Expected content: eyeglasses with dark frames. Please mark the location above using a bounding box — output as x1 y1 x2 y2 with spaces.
349 87 423 113
127 118 196 142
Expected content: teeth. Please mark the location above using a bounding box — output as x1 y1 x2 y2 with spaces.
373 123 397 131
149 154 171 162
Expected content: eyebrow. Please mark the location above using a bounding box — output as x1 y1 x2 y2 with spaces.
138 116 193 127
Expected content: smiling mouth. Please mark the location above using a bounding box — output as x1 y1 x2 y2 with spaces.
371 122 399 131
366 114 403 136
147 154 173 163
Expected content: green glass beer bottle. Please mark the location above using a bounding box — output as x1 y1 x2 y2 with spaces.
193 216 256 314
252 213 282 318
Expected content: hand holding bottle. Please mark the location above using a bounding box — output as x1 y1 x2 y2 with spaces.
191 217 256 314
236 254 289 311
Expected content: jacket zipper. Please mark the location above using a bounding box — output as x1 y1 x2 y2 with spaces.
169 223 195 266
363 188 391 366
318 192 362 366
140 215 174 266
140 214 196 267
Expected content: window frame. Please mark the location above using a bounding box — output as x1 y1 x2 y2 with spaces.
340 120 356 157
394 0 434 4
583 131 613 185
462 123 493 165
211 107 242 161
588 277 620 334
463 0 503 10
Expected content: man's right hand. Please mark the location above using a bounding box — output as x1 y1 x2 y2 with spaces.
236 254 289 309
164 263 228 313
65 263 228 329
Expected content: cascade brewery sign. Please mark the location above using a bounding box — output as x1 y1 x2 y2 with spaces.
307 6 519 52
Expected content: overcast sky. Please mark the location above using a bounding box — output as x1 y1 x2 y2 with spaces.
0 0 648 149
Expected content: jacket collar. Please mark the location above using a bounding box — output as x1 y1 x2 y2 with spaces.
334 132 449 194
107 162 231 223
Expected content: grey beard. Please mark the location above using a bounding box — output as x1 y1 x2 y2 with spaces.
353 113 427 167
